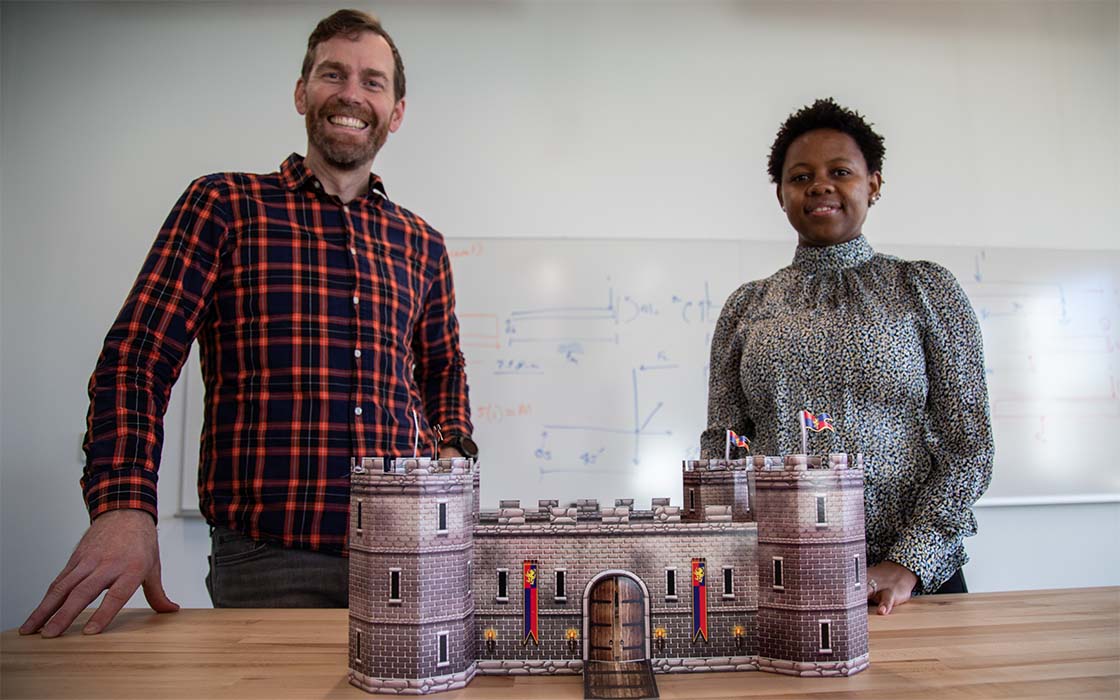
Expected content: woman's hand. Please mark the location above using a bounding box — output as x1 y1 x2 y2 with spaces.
867 561 919 615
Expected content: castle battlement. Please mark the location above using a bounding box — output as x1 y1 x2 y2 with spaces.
471 501 749 535
352 456 478 476
477 498 686 526
685 453 864 473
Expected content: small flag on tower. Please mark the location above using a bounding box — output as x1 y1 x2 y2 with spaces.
799 410 837 455
729 429 751 449
800 410 836 432
724 428 750 459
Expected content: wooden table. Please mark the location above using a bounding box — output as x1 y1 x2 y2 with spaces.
3 588 1118 699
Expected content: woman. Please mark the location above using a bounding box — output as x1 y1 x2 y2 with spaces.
701 98 993 614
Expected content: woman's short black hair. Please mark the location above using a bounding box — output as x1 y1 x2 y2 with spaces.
767 98 885 183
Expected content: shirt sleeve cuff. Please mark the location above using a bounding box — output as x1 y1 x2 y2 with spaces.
81 468 159 524
886 524 953 594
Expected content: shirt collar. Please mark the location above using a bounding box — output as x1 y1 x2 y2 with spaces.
279 153 388 199
791 235 875 275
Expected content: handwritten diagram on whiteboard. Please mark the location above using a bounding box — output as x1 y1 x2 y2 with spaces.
177 238 1120 514
449 238 740 508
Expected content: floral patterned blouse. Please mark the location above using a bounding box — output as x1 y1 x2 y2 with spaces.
701 235 994 593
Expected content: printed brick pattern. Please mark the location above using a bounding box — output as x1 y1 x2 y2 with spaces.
648 610 759 659
350 614 476 679
757 605 866 663
475 612 584 661
470 526 758 658
752 462 868 666
753 470 866 544
474 610 759 661
351 477 474 552
756 541 866 610
682 466 753 522
350 468 477 690
349 548 474 623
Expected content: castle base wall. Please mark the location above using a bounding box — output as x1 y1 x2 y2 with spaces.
652 656 759 673
349 662 478 695
758 652 869 677
476 659 583 675
474 656 766 675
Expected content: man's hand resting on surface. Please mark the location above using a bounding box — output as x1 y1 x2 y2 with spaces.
20 509 178 637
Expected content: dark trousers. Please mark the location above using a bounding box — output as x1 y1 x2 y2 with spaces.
206 526 349 607
932 569 968 594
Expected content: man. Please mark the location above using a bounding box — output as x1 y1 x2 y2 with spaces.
21 9 474 637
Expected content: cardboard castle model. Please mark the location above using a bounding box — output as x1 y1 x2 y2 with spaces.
347 453 869 695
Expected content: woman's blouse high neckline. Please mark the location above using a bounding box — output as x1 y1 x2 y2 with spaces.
791 234 875 275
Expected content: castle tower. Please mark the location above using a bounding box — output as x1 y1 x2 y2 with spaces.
681 458 754 522
348 457 479 694
752 454 869 676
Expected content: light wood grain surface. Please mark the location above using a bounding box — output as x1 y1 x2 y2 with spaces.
3 588 1118 699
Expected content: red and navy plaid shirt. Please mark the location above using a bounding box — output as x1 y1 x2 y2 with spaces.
81 154 472 554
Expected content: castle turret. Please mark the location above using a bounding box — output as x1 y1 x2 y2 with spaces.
348 457 479 695
752 454 869 676
681 458 754 522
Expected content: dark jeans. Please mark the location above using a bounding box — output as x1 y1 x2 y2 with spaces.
932 569 968 595
206 526 349 607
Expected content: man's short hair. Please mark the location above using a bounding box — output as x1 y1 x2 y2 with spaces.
301 9 406 101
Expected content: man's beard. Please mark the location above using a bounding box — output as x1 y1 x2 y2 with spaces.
306 99 390 171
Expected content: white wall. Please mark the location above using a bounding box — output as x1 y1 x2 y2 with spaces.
2 0 1118 630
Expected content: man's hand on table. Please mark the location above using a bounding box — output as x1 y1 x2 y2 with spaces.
867 560 919 615
20 508 178 637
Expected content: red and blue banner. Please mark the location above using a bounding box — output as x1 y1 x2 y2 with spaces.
800 410 836 433
692 558 708 642
523 560 539 645
728 429 751 450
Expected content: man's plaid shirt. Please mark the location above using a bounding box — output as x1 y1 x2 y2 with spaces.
81 154 472 554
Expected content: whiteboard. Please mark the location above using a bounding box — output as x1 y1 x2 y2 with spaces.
177 239 1120 515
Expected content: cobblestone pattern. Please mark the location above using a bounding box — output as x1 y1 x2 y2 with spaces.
349 661 478 694
651 655 760 673
757 652 869 677
476 659 583 675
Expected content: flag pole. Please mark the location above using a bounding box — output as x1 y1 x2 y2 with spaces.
725 429 731 461
799 411 808 455
412 408 420 458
